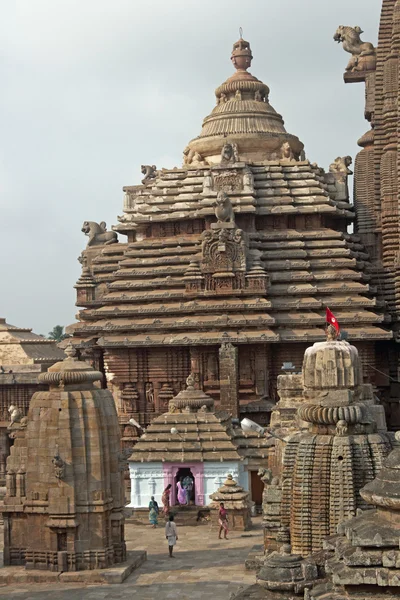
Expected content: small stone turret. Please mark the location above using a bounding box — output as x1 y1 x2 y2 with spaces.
209 473 252 531
278 331 391 557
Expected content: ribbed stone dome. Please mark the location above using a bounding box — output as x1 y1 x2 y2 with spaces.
186 36 304 165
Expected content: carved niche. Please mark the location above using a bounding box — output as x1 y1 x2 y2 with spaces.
200 192 247 291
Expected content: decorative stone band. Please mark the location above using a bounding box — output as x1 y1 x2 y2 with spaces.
297 403 363 425
39 370 102 387
215 79 269 98
168 394 214 411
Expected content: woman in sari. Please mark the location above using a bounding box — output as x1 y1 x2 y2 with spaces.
177 478 187 505
162 484 172 516
218 502 229 539
149 496 159 528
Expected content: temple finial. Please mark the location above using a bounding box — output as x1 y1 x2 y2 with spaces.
231 34 253 71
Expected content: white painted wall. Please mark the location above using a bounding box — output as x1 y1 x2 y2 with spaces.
128 462 164 508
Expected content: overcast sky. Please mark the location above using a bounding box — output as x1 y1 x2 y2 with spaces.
1 0 381 335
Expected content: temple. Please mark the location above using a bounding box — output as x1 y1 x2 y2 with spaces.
68 32 393 462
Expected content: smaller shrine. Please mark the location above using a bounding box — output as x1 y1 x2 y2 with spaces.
1 346 131 578
209 473 252 531
128 374 246 514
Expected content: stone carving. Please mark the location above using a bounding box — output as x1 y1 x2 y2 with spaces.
218 92 228 104
258 467 273 484
220 142 239 165
145 382 154 405
234 89 242 101
335 419 348 436
8 405 23 427
280 141 296 161
81 221 118 247
328 156 353 202
329 155 353 176
213 170 243 193
198 404 208 413
201 226 246 279
334 25 376 72
183 147 206 166
141 164 157 184
254 90 263 102
52 446 65 480
215 191 235 223
168 402 180 414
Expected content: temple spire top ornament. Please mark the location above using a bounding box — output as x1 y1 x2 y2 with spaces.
231 33 253 71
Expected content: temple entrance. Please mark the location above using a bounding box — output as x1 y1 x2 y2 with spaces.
174 467 195 505
250 470 263 509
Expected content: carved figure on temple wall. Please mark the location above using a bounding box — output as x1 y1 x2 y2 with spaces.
329 155 353 202
234 89 242 101
280 141 296 161
336 419 348 437
215 191 235 223
141 164 157 184
254 89 263 102
145 382 154 405
258 467 273 484
7 405 26 429
183 147 206 166
52 447 65 480
81 221 118 247
220 142 239 165
333 25 376 72
218 92 227 104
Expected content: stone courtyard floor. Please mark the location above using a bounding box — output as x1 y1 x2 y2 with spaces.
0 517 262 599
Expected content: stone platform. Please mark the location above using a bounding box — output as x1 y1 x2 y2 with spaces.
130 505 210 526
0 550 146 585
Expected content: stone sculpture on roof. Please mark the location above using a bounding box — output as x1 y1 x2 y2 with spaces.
334 25 377 72
141 164 157 184
81 220 118 247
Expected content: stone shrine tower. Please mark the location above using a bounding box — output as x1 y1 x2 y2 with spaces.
1 346 126 572
275 326 391 557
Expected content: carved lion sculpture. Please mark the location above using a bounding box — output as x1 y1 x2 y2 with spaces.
329 155 353 177
334 26 376 72
141 164 157 184
81 221 118 247
220 142 239 165
258 467 273 484
214 191 235 223
7 405 27 429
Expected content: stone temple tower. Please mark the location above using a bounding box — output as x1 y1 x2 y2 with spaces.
1 346 126 572
279 326 391 557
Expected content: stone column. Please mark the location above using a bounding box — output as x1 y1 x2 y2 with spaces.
219 342 239 417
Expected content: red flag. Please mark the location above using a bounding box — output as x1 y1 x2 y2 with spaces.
326 307 340 333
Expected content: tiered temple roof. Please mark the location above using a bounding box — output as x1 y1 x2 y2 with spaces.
69 34 392 436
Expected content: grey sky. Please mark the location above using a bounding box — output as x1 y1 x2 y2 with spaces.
1 0 381 335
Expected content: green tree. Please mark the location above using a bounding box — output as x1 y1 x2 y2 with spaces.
48 325 69 342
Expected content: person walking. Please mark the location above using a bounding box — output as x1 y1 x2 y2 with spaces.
218 502 229 539
165 514 178 557
148 496 159 528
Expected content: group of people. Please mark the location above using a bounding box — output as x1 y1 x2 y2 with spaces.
149 484 229 556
